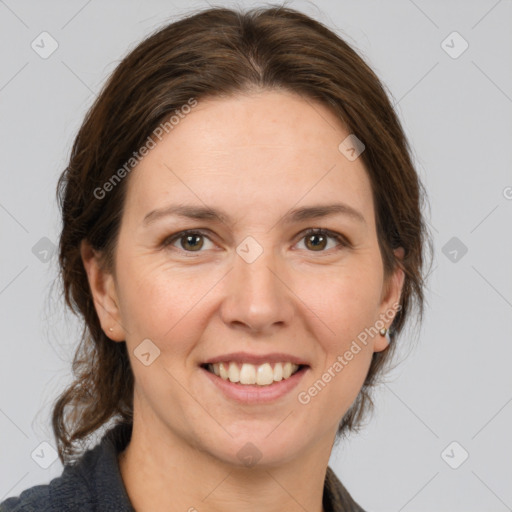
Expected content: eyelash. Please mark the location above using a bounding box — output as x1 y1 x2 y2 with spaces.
161 228 351 255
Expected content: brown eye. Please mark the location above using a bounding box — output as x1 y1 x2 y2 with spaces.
297 228 348 252
163 230 214 253
163 228 349 255
181 234 204 251
304 232 328 251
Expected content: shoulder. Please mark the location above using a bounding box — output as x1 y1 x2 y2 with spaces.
0 483 51 511
0 461 94 512
0 422 133 512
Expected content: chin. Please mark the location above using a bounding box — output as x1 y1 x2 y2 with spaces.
198 425 309 470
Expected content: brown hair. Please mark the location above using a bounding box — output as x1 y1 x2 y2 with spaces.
53 4 432 464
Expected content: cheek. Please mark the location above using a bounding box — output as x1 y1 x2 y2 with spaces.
115 249 222 352
301 258 384 343
296 274 380 426
298 256 383 396
115 235 384 348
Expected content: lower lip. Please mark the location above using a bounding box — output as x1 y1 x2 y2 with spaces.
200 366 309 404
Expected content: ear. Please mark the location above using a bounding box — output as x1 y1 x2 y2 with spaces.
373 247 405 353
80 240 125 342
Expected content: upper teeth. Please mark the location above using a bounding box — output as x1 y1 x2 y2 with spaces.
208 362 300 386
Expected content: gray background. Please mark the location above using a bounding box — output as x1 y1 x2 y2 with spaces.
1 0 511 510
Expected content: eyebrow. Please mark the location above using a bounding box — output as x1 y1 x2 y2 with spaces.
143 202 366 227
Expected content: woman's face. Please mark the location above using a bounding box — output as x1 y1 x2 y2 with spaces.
85 89 404 467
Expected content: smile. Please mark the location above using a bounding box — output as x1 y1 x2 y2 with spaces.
200 362 309 404
205 361 303 386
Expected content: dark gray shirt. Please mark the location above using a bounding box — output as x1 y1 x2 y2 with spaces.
0 422 366 511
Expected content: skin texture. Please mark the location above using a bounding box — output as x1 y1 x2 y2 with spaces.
81 90 405 512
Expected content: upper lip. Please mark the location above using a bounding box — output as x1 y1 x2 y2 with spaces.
202 352 309 366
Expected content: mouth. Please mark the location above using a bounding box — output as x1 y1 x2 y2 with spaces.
200 361 307 386
200 360 309 404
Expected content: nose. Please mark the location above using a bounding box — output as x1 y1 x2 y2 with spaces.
219 243 295 334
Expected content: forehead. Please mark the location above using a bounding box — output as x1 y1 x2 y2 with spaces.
124 90 375 227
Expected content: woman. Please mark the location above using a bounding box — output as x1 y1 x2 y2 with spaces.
0 4 430 511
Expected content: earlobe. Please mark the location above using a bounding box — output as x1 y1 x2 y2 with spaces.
80 240 125 341
374 247 406 353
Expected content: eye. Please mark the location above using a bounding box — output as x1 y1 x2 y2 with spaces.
163 230 215 253
295 228 349 252
162 228 350 255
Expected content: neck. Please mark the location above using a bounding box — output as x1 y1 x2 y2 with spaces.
118 410 333 512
